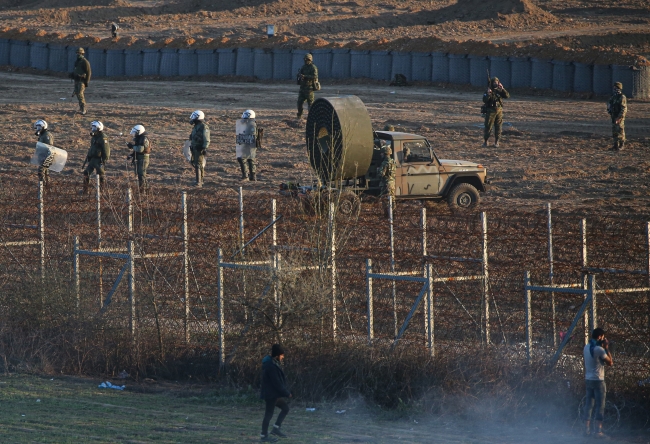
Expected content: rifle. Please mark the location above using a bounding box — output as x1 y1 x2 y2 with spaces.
486 68 491 90
481 68 491 116
81 157 87 172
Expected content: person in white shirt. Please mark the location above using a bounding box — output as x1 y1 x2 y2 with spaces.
583 327 613 437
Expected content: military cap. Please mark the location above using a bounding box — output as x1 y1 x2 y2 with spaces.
304 53 313 61
614 82 623 89
383 124 395 131
491 77 499 83
76 47 85 55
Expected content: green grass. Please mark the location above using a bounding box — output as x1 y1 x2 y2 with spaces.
0 374 639 443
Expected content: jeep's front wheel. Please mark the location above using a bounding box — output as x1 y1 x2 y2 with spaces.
447 183 480 211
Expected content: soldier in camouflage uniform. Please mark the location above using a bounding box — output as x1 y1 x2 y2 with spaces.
296 54 318 119
33 119 54 186
69 48 91 115
607 82 627 151
82 121 110 195
188 110 210 187
379 145 396 198
482 77 509 147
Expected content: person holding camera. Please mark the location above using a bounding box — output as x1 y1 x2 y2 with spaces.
583 327 613 437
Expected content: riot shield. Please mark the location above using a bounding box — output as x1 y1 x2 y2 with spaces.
30 142 68 173
235 118 257 158
183 140 206 168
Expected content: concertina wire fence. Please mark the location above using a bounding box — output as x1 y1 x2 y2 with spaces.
0 176 648 382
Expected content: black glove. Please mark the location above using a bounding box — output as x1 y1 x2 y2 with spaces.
201 149 206 156
126 154 134 160
127 142 134 149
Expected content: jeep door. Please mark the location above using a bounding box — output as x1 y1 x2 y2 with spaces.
397 140 440 196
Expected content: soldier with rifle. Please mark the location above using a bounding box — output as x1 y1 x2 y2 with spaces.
482 70 509 147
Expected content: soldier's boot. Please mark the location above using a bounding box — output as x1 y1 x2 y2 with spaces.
99 175 106 190
618 140 625 151
482 139 488 147
195 168 203 188
249 172 257 182
248 159 256 182
80 104 87 115
237 159 249 180
494 137 500 148
609 140 619 151
81 175 90 195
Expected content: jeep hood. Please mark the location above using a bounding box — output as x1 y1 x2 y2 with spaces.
439 159 481 168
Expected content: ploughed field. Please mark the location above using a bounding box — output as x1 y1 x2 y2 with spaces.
0 71 648 217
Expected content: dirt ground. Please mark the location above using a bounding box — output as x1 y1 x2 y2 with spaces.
0 70 648 217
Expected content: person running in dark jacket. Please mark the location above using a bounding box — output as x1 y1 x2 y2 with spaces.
260 344 291 442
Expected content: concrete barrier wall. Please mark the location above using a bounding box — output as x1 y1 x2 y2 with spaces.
350 50 370 78
370 50 391 81
509 57 531 88
0 38 10 65
411 52 431 82
469 54 489 87
573 62 593 93
331 49 351 79
124 50 143 76
272 48 292 80
431 52 449 83
159 48 179 77
253 48 273 80
48 44 67 72
552 60 574 92
3 39 649 97
197 49 217 75
531 58 553 90
105 49 124 76
87 48 106 77
448 54 470 84
217 48 236 76
178 49 198 76
236 47 254 76
593 65 612 95
29 42 49 71
312 49 332 79
390 51 411 81
10 40 30 67
142 49 160 76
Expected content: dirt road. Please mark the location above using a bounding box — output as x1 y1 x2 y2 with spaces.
1 71 649 215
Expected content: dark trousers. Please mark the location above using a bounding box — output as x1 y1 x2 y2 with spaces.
262 398 289 436
584 379 606 422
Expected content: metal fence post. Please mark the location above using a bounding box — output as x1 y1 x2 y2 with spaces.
524 270 532 364
422 207 428 340
182 192 189 344
272 199 278 325
581 218 588 344
481 212 490 344
366 258 373 344
427 262 434 356
329 201 337 340
547 203 557 347
589 274 596 332
127 188 133 234
389 195 397 337
647 222 650 331
38 181 44 281
97 178 103 305
217 248 225 367
128 239 135 342
74 235 80 309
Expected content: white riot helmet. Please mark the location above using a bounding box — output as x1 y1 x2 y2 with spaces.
91 121 104 133
190 110 205 123
34 119 48 133
241 109 255 119
130 124 145 136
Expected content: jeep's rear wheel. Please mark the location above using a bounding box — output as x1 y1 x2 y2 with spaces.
447 183 480 211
